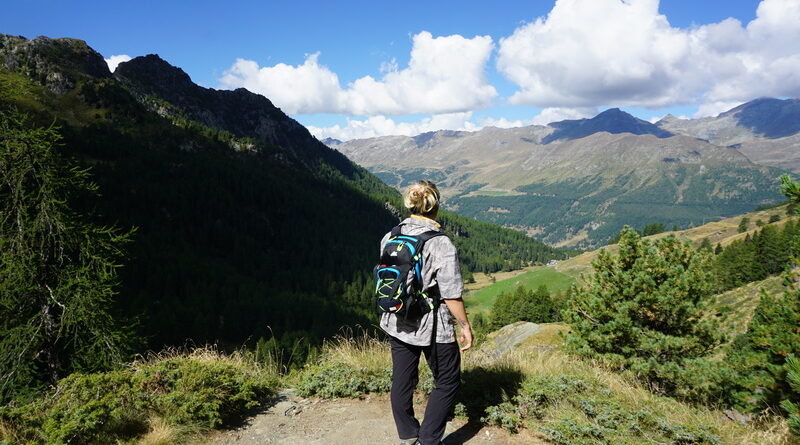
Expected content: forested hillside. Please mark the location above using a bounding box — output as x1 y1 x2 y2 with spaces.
0 34 568 366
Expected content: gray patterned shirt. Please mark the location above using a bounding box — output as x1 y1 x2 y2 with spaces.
378 216 463 346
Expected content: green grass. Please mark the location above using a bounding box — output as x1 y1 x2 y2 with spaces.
714 275 784 336
466 267 576 314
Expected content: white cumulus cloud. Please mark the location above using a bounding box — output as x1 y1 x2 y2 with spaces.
104 54 132 73
219 31 497 116
530 107 597 125
497 0 800 114
307 112 479 140
306 106 597 141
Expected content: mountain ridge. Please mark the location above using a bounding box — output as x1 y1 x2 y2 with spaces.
543 107 674 143
330 103 789 248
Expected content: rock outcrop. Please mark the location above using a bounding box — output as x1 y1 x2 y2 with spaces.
0 34 110 94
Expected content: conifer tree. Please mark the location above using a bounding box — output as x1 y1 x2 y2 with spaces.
726 253 800 415
642 222 665 236
0 100 134 401
782 356 800 437
738 217 750 233
490 288 518 329
723 175 800 434
564 226 723 396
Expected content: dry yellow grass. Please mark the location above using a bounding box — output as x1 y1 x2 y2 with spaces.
554 205 796 285
656 206 792 249
519 323 570 348
469 349 791 445
133 417 206 445
314 334 792 444
317 334 393 372
131 345 281 382
715 275 785 335
0 420 19 444
465 265 540 293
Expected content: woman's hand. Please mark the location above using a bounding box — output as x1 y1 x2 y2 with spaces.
458 320 473 351
444 298 473 351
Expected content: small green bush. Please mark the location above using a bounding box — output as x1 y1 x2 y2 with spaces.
136 357 274 428
482 373 722 444
296 362 393 398
295 358 435 399
482 374 594 432
564 227 724 398
0 354 276 444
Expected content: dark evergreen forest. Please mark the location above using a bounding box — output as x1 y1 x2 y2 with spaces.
0 36 570 369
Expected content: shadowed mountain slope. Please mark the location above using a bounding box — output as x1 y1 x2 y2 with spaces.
1 34 569 350
658 98 800 173
542 107 673 143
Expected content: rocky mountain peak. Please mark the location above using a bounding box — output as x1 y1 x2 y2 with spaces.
321 137 342 146
720 97 800 139
0 34 110 94
655 114 680 125
542 107 673 144
114 54 194 95
111 50 353 172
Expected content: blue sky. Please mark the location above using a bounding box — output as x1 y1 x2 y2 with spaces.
4 0 798 140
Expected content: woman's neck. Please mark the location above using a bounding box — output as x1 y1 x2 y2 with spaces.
411 213 440 227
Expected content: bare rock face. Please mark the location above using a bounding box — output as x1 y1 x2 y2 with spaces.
0 34 110 94
476 322 544 359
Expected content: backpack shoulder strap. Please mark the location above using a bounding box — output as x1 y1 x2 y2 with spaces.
415 230 445 244
389 223 404 238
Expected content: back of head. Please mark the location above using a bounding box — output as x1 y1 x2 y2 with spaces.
403 180 440 217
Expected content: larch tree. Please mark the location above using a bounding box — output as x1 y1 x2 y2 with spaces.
0 85 135 401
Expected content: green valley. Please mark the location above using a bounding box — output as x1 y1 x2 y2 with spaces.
466 267 575 314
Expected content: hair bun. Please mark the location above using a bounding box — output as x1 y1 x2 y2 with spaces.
403 181 440 216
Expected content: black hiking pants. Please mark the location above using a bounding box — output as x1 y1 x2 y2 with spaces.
389 336 461 445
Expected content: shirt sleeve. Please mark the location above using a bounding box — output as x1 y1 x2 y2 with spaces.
379 232 390 256
429 236 463 299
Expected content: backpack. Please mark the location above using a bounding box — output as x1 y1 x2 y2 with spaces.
374 224 443 319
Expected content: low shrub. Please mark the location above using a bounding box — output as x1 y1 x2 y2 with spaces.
295 362 393 398
294 335 435 399
482 373 723 445
0 349 276 445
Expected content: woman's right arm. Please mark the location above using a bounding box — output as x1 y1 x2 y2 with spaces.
434 237 472 351
444 298 473 351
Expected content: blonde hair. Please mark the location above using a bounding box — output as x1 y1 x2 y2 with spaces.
403 180 440 216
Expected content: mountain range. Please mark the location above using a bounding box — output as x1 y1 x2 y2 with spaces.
328 101 795 247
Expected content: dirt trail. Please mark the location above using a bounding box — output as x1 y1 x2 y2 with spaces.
201 390 545 445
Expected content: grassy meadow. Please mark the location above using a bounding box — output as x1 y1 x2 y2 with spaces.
465 267 576 314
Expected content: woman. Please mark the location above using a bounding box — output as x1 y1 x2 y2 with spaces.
380 180 473 445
